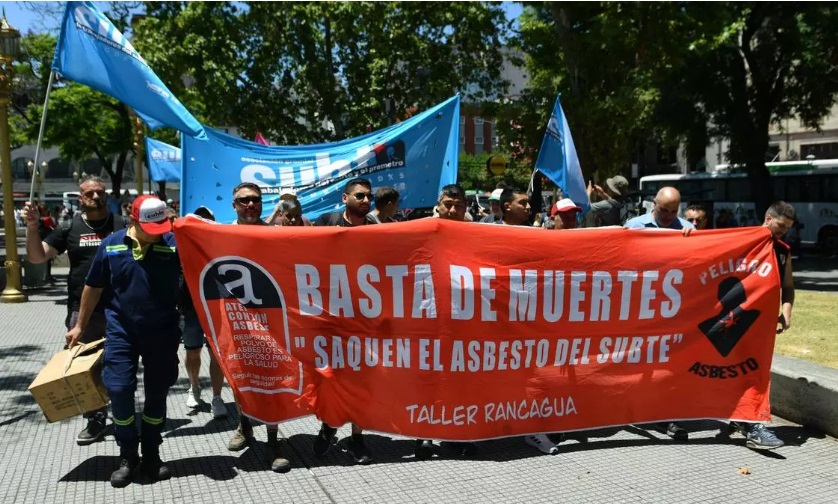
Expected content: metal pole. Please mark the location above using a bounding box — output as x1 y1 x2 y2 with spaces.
1 97 26 302
133 113 144 194
28 71 54 203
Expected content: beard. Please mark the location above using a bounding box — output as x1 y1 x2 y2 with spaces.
81 198 105 213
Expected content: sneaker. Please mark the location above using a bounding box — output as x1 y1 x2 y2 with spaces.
267 440 292 473
186 385 201 409
140 456 172 481
227 423 254 451
347 434 373 465
313 423 337 457
734 422 784 450
525 434 559 455
77 417 107 446
415 439 434 460
110 456 139 488
211 396 227 418
660 422 689 441
547 433 567 445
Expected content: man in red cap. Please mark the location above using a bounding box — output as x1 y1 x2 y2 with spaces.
549 198 582 230
67 195 182 488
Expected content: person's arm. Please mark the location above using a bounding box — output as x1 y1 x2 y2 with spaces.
66 285 104 347
66 239 111 346
22 201 58 263
265 202 283 225
778 252 794 333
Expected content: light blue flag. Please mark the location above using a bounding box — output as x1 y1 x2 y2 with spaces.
534 94 589 212
181 95 460 223
52 1 205 139
146 137 181 182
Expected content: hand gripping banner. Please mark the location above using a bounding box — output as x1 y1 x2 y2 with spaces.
180 96 460 223
175 218 781 440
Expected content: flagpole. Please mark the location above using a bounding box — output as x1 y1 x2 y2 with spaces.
29 71 55 203
131 110 144 194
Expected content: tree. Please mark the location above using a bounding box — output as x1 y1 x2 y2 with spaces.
133 1 510 144
663 3 838 215
11 33 136 194
497 3 681 182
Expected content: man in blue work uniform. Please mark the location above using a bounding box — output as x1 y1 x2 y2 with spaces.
67 195 181 488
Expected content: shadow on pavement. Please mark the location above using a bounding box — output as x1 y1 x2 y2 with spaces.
0 410 38 427
168 455 239 481
59 455 120 482
0 345 43 361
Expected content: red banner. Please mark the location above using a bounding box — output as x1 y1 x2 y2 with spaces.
174 218 780 440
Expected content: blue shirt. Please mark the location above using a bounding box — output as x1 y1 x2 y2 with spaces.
624 212 694 230
86 229 181 336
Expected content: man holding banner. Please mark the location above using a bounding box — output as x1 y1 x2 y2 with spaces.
225 183 292 473
312 177 376 465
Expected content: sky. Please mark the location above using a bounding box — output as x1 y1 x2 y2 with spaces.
2 1 523 35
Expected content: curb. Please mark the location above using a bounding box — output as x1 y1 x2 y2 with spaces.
771 353 838 437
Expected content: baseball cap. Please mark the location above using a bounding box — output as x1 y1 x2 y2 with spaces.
131 195 172 234
193 205 216 221
550 198 582 217
488 188 504 202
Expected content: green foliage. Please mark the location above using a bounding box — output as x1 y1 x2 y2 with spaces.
11 32 135 193
457 151 531 192
133 1 510 144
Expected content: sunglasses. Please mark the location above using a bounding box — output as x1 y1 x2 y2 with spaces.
350 192 373 201
82 190 108 198
234 196 262 205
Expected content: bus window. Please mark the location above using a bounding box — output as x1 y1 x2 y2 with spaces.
823 175 838 202
785 176 819 202
725 178 751 202
772 178 786 201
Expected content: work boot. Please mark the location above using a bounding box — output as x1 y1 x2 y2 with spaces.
140 455 172 481
77 415 107 446
228 422 254 451
313 423 338 457
347 433 373 465
414 439 434 460
110 455 139 488
267 439 292 473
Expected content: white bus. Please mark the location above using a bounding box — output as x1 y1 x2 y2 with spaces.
638 160 838 252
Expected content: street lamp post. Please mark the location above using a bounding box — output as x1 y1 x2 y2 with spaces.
0 9 25 303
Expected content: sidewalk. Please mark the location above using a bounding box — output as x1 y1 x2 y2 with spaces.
1 274 836 504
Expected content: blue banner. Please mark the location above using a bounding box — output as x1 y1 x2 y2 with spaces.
146 137 181 183
52 1 205 139
534 95 589 212
181 96 460 222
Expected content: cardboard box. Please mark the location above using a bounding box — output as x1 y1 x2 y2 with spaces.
28 339 109 423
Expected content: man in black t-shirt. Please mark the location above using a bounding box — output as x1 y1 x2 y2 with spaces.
22 175 123 446
312 177 377 465
314 177 377 227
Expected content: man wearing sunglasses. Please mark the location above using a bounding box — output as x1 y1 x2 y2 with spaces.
684 204 709 230
225 182 293 473
314 177 377 227
311 177 377 464
22 175 126 447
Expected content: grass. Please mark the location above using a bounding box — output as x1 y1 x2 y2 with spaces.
774 290 838 368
